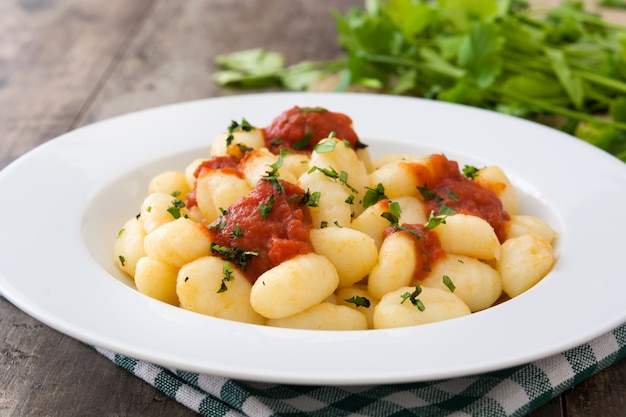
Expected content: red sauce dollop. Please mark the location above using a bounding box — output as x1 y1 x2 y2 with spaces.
410 154 509 242
383 223 446 282
263 106 360 154
208 178 313 283
185 156 242 209
194 155 241 177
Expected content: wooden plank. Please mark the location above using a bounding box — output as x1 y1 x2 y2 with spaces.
0 0 152 169
528 397 564 417
0 297 197 416
78 0 355 125
565 359 626 417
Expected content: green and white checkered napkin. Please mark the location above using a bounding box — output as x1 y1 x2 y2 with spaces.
95 322 625 417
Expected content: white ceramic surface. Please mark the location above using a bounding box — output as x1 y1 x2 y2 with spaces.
1 92 625 385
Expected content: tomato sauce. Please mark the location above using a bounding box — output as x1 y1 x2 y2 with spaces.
263 106 360 154
207 178 313 282
185 155 242 209
410 154 509 242
383 224 446 282
194 155 241 177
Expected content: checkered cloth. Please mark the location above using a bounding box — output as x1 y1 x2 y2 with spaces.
94 322 625 417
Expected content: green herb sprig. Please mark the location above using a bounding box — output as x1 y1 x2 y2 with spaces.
400 285 426 311
217 263 235 293
345 295 371 308
214 1 626 161
381 201 423 238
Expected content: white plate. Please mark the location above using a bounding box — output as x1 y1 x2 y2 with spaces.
1 92 625 385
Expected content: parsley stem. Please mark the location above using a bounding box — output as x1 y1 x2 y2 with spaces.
356 52 465 80
574 69 626 95
490 85 626 131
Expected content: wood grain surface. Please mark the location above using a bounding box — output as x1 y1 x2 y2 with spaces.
1 0 625 416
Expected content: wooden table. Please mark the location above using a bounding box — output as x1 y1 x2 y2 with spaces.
1 1 624 415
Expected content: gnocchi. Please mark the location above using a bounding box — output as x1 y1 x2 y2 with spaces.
114 106 558 330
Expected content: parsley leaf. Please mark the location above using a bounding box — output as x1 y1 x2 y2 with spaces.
308 165 359 193
313 140 337 153
462 165 481 179
299 189 321 207
424 205 456 230
344 295 371 308
167 199 186 219
443 275 456 292
210 243 258 271
217 263 235 293
259 195 275 219
363 183 387 208
381 201 423 239
226 118 254 146
293 131 312 150
400 285 426 311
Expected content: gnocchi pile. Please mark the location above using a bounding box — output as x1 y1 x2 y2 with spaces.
114 106 558 330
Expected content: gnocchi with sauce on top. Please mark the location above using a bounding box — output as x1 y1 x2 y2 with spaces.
114 106 558 330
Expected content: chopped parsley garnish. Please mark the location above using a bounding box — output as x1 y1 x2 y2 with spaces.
263 151 287 194
267 149 288 174
292 131 312 150
443 275 456 292
417 185 443 204
345 194 355 205
308 165 359 194
259 195 275 219
446 189 459 202
210 243 258 271
298 107 327 113
209 208 228 231
264 176 285 194
388 200 402 218
313 140 337 153
217 263 235 293
462 165 481 180
381 201 422 239
237 143 254 154
320 221 329 228
167 199 186 219
117 228 125 238
118 255 126 266
354 140 368 150
400 285 426 311
299 189 321 207
363 183 387 208
226 118 254 146
270 138 283 147
419 185 458 229
424 204 456 230
338 171 352 190
171 190 181 197
344 295 371 308
230 225 244 238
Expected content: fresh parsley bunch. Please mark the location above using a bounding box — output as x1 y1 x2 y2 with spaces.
214 0 626 161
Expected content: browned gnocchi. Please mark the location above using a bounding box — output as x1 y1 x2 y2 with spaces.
114 106 558 330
